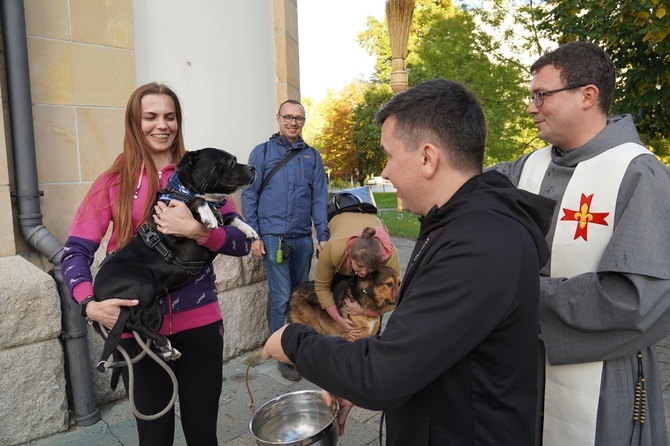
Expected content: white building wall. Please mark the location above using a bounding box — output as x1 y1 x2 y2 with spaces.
132 0 279 162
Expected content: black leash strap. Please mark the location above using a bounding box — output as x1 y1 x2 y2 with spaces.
138 223 206 274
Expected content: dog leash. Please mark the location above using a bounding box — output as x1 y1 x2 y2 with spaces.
244 351 339 423
245 351 264 413
97 324 179 421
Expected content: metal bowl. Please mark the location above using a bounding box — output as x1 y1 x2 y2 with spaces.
249 390 339 446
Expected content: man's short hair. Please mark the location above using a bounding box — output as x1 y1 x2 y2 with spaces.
278 99 304 115
375 78 486 173
531 41 615 114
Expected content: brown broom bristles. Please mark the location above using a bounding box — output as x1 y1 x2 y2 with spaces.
386 0 415 59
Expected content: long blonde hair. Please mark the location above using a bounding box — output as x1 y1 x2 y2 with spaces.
101 83 186 248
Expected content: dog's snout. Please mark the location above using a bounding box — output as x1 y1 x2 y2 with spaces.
245 165 257 181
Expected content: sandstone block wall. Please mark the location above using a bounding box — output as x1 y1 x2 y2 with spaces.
0 256 68 445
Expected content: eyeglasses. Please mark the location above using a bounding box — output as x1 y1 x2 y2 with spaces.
528 84 587 107
280 114 306 124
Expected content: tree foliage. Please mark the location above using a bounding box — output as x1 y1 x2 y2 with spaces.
310 0 670 181
358 0 539 166
317 81 369 185
531 0 670 156
415 1 538 163
352 84 394 179
300 96 323 149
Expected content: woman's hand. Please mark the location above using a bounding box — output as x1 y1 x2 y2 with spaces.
85 298 139 330
335 315 364 341
154 200 209 243
343 298 364 316
321 390 354 436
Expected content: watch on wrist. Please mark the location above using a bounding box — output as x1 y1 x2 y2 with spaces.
80 296 95 318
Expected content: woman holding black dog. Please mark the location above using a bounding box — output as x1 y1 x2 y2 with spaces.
61 82 251 446
314 210 400 339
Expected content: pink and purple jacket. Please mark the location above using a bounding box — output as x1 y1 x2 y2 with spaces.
61 163 251 336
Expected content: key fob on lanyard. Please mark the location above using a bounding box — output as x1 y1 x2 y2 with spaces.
276 236 284 264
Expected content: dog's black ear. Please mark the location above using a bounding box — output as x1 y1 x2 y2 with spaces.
177 150 198 169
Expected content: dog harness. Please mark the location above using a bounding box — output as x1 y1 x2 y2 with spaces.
138 172 229 273
137 223 207 275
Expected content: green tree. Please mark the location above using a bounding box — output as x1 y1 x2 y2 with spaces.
532 0 670 158
352 83 394 179
359 0 539 165
301 96 324 149
318 81 369 185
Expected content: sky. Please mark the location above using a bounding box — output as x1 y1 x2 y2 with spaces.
297 1 387 102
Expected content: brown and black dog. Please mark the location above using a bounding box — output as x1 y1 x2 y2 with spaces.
286 265 401 341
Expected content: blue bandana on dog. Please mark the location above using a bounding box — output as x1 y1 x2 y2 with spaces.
158 173 227 211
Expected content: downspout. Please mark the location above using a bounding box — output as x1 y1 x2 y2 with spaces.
0 0 100 426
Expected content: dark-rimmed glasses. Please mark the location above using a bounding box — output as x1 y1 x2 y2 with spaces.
280 114 306 124
528 84 587 107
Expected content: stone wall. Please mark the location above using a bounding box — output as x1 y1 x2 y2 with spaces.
0 256 68 445
218 254 272 360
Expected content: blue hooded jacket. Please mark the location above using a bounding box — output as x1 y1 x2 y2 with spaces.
241 133 329 242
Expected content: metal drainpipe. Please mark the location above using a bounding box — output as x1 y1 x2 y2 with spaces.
0 0 100 426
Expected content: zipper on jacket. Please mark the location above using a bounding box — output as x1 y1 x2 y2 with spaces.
166 293 173 334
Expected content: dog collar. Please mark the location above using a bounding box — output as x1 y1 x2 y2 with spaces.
158 174 227 210
163 174 193 199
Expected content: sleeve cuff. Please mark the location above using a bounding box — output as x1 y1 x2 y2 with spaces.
325 304 341 320
198 227 226 250
73 282 94 304
365 308 381 317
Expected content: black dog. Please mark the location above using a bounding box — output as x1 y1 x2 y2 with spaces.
92 147 257 378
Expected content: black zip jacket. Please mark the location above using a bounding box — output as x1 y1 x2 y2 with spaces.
282 170 555 445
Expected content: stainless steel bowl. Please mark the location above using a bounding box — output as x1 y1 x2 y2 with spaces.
249 390 339 446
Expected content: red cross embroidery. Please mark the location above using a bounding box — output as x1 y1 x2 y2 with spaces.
560 193 609 241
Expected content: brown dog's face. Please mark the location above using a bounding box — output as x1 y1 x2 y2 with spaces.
359 265 401 309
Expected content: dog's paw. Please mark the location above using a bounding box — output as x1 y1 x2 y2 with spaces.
160 347 182 362
229 217 259 240
197 203 219 229
156 340 182 361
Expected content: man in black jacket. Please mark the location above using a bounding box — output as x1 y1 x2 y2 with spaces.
263 78 555 445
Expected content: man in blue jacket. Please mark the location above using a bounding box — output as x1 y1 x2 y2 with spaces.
242 99 329 381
